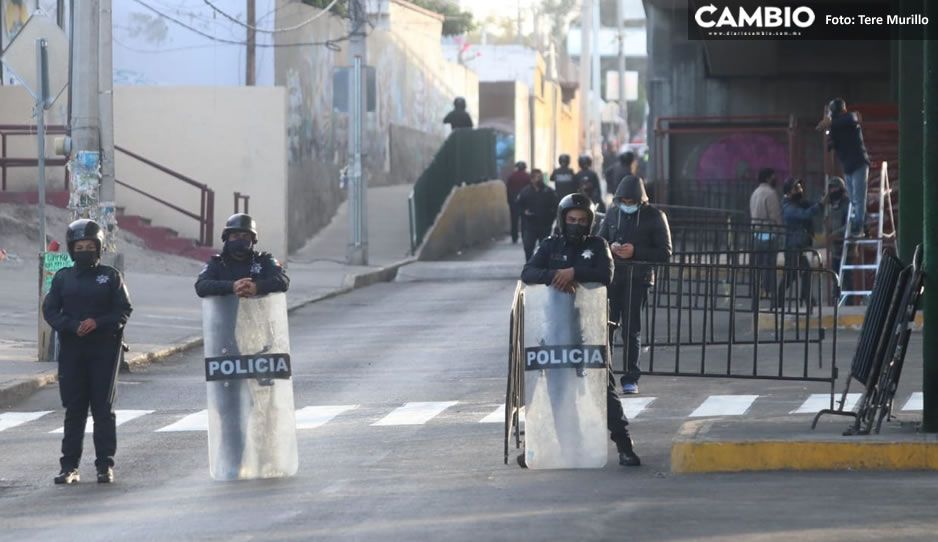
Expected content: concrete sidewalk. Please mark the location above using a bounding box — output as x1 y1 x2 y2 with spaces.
0 184 416 406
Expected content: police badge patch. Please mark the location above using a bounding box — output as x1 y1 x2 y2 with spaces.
96 274 110 285
251 262 262 274
581 249 593 260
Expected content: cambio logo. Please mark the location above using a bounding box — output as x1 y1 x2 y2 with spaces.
695 4 816 29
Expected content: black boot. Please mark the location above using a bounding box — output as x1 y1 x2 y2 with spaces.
618 439 641 467
96 466 114 484
54 468 80 485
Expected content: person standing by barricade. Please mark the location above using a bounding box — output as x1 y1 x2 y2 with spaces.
598 176 672 395
505 161 531 244
779 178 829 308
749 168 783 307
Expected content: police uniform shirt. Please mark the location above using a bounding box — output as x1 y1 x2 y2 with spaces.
43 265 133 337
195 251 290 298
520 235 614 287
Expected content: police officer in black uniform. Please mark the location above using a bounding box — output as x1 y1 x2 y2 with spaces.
43 219 132 484
574 154 604 211
516 168 558 261
550 154 577 200
521 194 641 467
195 214 289 473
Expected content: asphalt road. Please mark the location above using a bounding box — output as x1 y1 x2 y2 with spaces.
1 266 936 541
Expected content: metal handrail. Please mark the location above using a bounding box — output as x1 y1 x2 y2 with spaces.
0 124 69 191
114 145 214 245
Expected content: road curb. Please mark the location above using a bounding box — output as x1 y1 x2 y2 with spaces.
670 420 938 473
0 257 415 405
756 311 924 332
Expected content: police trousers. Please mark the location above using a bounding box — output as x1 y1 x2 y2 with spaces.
57 334 122 470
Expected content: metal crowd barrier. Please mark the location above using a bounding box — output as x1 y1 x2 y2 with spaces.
813 246 925 434
670 223 789 254
612 259 840 391
504 282 525 464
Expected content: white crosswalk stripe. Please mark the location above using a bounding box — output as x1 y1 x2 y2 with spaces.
295 405 358 429
480 405 505 424
156 410 208 432
791 393 862 414
50 409 154 434
372 401 458 426
902 392 923 411
4 393 928 434
0 411 52 432
689 395 758 417
622 397 656 419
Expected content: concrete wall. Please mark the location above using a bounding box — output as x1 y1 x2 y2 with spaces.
416 180 510 261
0 86 69 191
477 51 581 176
645 4 892 189
0 85 289 260
275 0 479 252
113 87 288 261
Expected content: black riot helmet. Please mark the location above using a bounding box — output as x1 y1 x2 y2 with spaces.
454 97 467 110
556 193 595 237
222 213 258 243
558 154 571 167
66 219 104 258
577 154 592 169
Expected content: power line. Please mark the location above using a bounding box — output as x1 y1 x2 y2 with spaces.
202 0 342 34
131 0 359 50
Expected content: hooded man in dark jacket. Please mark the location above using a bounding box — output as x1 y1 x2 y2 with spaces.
598 176 672 394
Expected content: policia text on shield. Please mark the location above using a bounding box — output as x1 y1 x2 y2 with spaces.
519 194 641 468
42 220 133 485
196 214 297 480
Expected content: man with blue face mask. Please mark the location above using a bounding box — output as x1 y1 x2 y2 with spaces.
598 176 672 394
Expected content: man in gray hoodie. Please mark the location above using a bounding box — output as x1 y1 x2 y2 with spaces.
598 176 672 394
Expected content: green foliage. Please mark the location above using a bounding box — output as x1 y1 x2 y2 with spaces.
408 0 476 35
300 0 347 17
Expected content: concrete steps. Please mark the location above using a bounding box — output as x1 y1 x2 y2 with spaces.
0 189 216 261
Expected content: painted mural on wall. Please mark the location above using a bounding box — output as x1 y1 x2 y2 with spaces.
676 133 789 184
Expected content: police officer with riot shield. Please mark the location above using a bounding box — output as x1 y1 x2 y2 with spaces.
521 194 641 467
43 219 132 484
195 214 290 479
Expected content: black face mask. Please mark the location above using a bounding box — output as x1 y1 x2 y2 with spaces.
790 192 804 202
565 223 590 244
72 251 98 270
225 239 253 259
829 189 844 202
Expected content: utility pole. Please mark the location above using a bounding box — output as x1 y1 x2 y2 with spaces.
579 0 592 154
99 0 119 258
590 0 601 156
922 0 938 432
69 0 100 208
346 0 368 265
246 0 256 86
616 0 628 146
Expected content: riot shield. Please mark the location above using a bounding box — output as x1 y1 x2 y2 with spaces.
202 292 298 480
522 284 608 469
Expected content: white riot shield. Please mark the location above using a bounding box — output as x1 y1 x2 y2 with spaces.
522 284 608 469
202 293 298 480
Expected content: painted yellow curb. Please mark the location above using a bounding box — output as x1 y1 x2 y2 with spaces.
671 421 938 473
756 312 924 332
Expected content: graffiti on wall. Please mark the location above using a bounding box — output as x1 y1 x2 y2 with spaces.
692 133 789 183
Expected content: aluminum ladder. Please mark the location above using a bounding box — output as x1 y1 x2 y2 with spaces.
837 161 896 306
